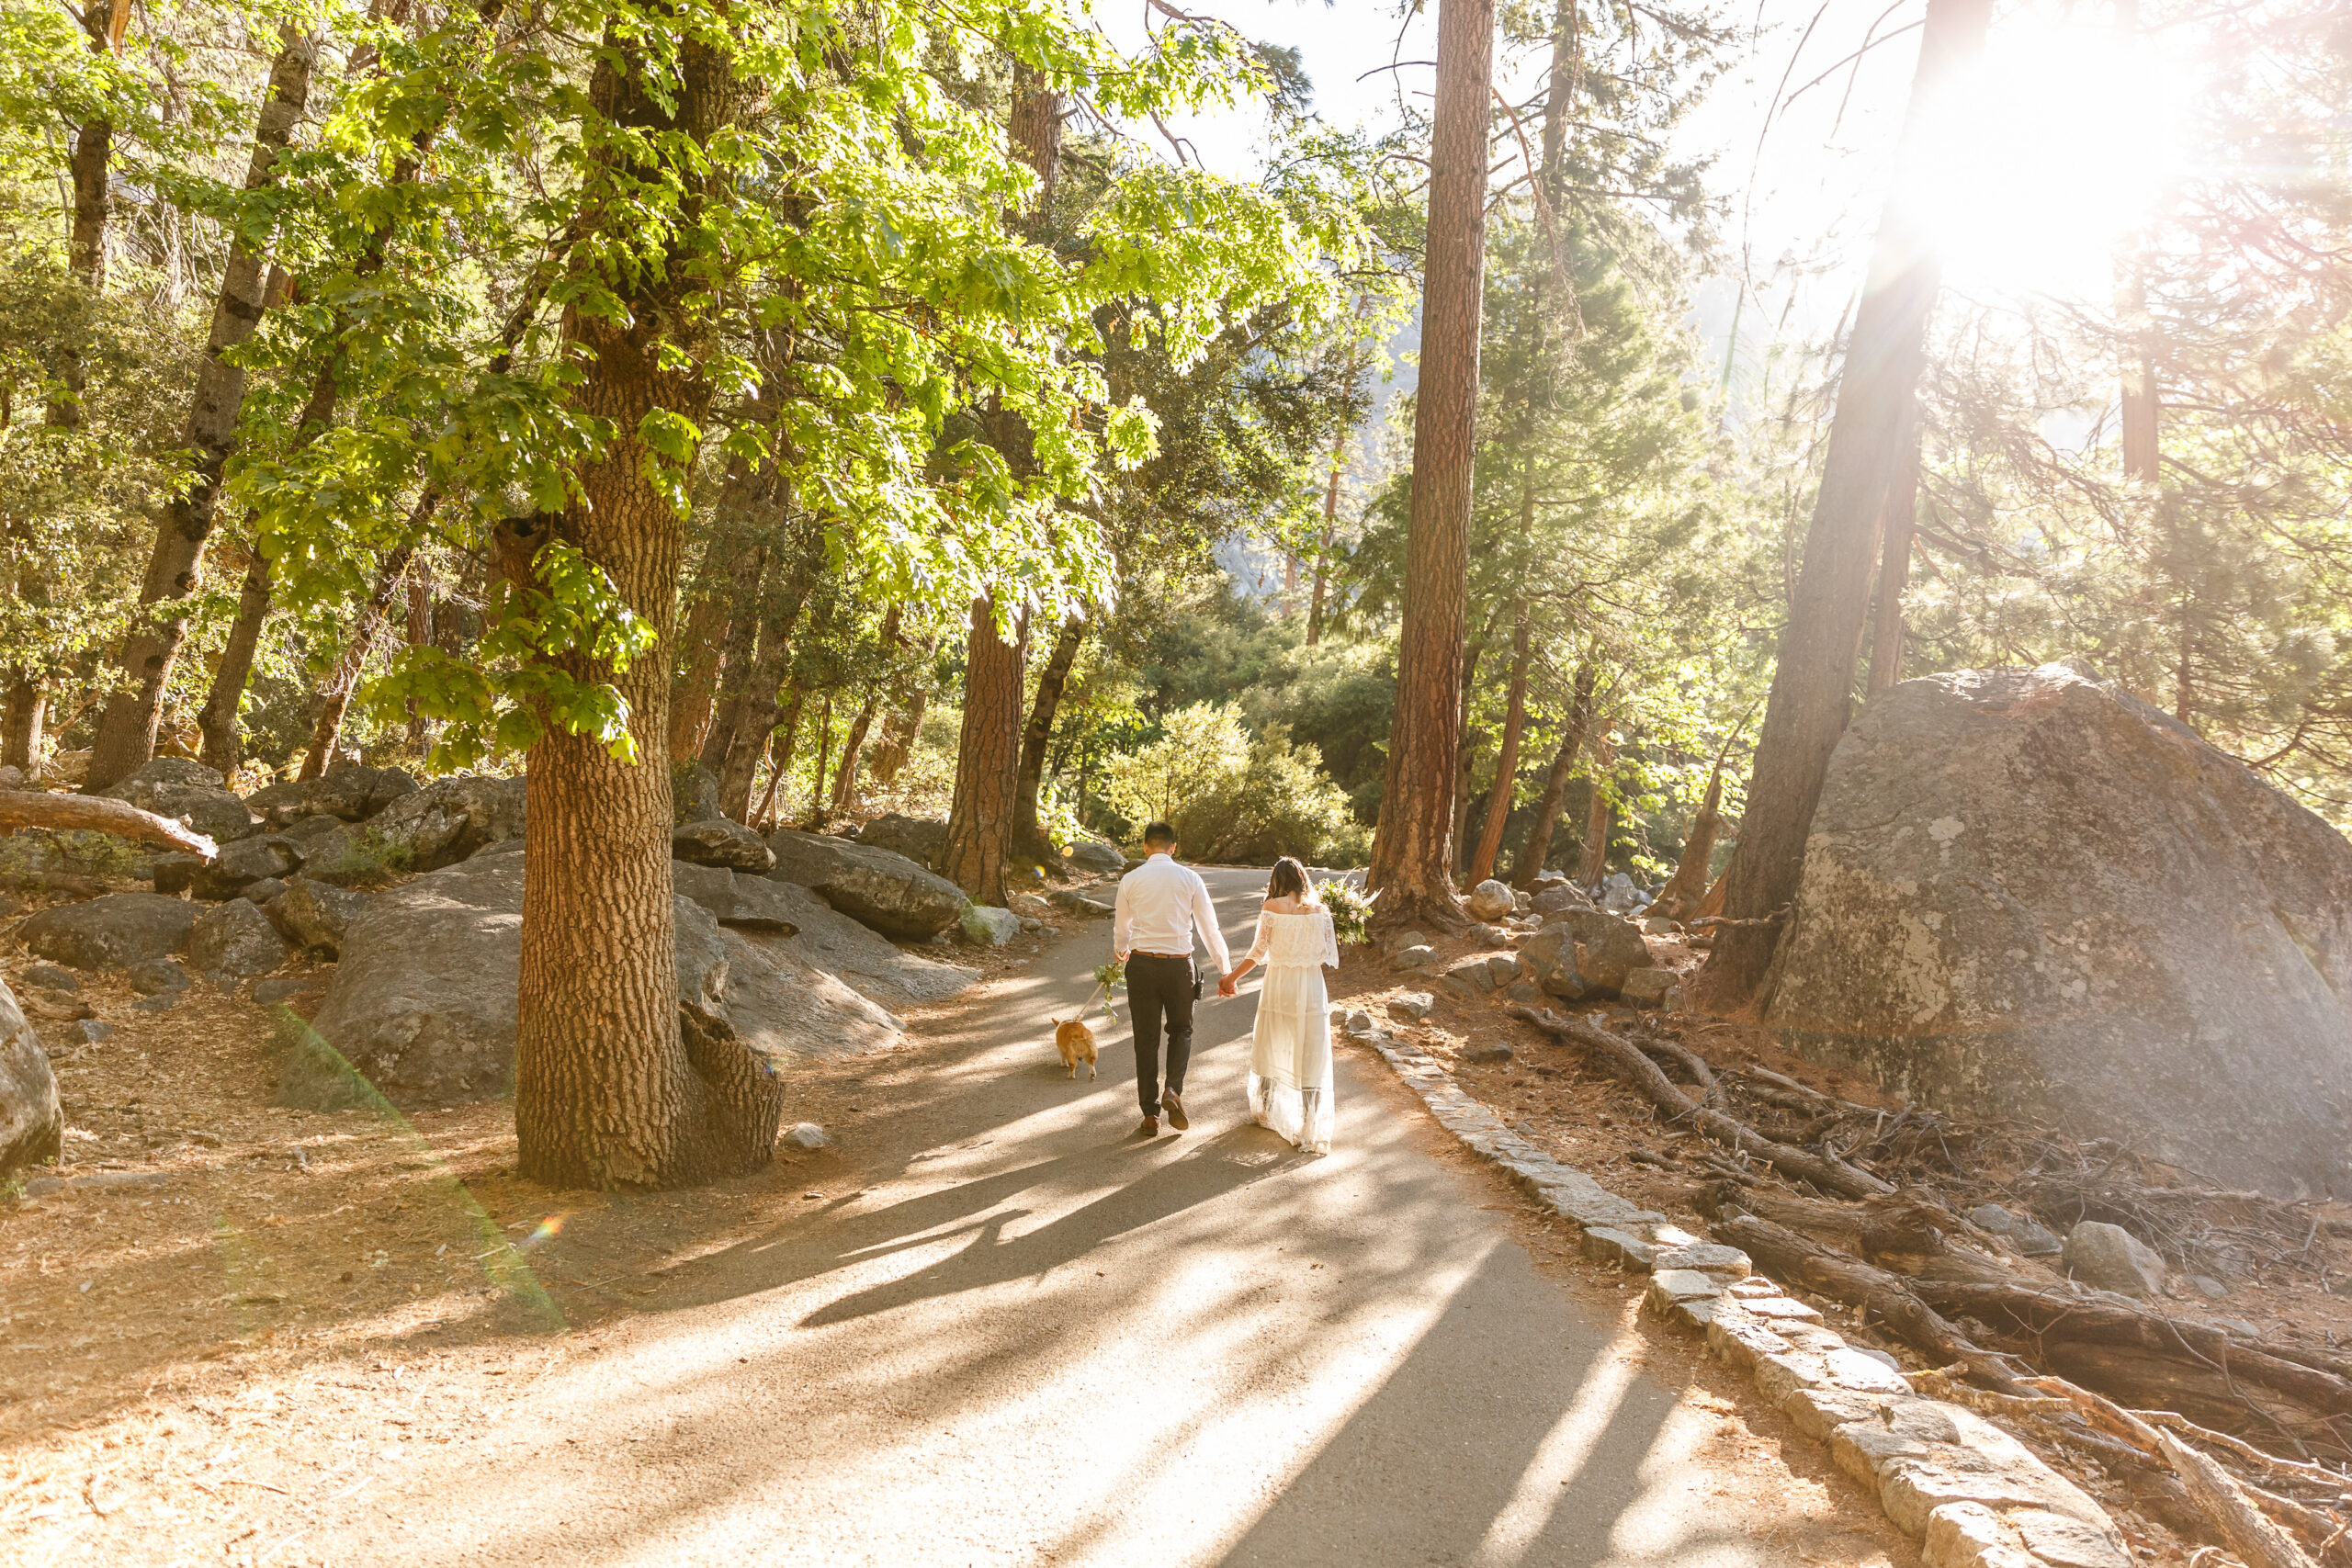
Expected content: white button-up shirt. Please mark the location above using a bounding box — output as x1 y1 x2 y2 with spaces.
1112 854 1233 972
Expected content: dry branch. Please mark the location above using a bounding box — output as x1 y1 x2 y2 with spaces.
0 791 218 858
1508 1006 1892 1198
2160 1429 2323 1568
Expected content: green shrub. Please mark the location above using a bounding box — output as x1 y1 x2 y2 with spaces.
1103 702 1368 866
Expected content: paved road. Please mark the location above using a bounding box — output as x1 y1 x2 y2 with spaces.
313 869 1849 1567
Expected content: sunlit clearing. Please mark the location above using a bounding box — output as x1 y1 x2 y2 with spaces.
1903 14 2196 299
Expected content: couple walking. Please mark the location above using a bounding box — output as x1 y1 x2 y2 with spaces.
1110 822 1340 1153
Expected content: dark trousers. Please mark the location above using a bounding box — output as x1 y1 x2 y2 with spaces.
1126 952 1197 1118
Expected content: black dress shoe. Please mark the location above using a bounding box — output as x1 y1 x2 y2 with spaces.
1138 1115 1159 1137
1160 1089 1189 1132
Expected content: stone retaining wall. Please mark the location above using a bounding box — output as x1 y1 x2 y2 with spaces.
1350 1020 2133 1568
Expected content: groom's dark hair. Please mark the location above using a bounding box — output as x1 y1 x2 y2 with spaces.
1142 821 1177 848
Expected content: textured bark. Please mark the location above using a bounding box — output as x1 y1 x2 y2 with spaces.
943 597 1028 905
1865 418 1919 695
1468 602 1532 883
1367 0 1494 928
865 667 932 788
1511 655 1595 888
709 548 813 823
1450 638 1487 876
1702 0 1991 1009
667 530 749 762
1007 62 1062 222
299 546 415 779
513 22 779 1190
1577 752 1611 886
196 544 272 772
695 539 774 773
1 680 46 773
84 28 318 793
1653 765 1724 919
1013 615 1084 855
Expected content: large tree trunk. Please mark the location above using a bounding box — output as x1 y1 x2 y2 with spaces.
1366 0 1495 928
83 28 318 793
1012 615 1084 855
299 546 416 779
1577 739 1613 886
197 545 272 772
707 547 816 823
1865 414 1920 696
514 22 780 1190
1468 601 1532 883
944 598 1028 905
1701 0 1991 1009
667 532 747 762
1449 637 1487 875
1 680 45 773
695 540 774 774
1511 654 1594 888
1654 768 1724 919
865 657 933 788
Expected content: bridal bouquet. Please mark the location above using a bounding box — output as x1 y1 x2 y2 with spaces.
1317 879 1376 946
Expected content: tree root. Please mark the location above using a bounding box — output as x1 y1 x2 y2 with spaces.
1507 1005 1890 1199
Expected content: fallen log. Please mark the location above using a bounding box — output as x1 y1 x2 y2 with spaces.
1712 1212 2031 1394
1509 1007 1892 1200
2160 1429 2322 1568
1914 1280 2352 1457
0 791 218 859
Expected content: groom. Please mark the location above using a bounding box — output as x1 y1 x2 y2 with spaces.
1111 822 1233 1138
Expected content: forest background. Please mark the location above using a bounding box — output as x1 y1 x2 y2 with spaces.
3 0 2347 899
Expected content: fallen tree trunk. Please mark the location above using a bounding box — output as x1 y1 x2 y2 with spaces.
0 792 219 858
1710 1211 2031 1393
1915 1280 2352 1456
2159 1430 2322 1568
1508 1006 1892 1199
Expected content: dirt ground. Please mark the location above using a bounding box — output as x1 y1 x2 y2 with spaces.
2 886 1924 1568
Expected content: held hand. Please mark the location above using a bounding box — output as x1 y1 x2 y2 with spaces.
1217 972 1238 998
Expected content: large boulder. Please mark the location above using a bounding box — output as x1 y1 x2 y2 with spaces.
189 898 290 980
308 855 726 1105
1059 838 1125 876
97 759 260 843
766 828 967 940
20 892 197 971
0 978 61 1178
1465 878 1515 922
1544 907 1653 994
673 863 978 1007
1762 662 2352 1198
244 762 417 827
266 877 370 958
671 761 722 827
192 832 304 899
673 818 776 873
854 813 949 873
718 928 901 1063
1517 926 1587 1000
305 773 523 885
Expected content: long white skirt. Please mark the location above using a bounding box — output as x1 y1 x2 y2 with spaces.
1248 963 1334 1153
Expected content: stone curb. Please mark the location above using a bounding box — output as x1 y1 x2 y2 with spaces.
1351 1021 2132 1568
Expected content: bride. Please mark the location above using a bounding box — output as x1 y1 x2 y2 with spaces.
1222 856 1340 1154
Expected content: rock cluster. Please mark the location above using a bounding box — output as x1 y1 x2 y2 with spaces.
0 977 62 1179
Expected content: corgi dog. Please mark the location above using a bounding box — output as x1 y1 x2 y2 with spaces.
1052 1016 1099 1080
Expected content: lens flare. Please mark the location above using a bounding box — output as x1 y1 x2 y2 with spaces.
523 1213 569 1247
1900 15 2199 299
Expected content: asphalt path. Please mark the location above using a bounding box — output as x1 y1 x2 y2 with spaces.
307 867 1848 1567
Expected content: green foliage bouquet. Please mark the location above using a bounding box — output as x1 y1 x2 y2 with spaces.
1317 879 1376 947
1089 959 1126 1022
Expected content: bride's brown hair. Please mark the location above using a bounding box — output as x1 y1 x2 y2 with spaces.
1266 857 1317 904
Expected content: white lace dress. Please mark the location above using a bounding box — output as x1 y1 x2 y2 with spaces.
1244 906 1340 1153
